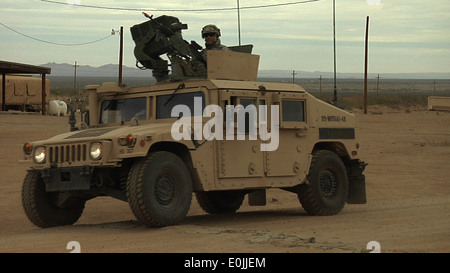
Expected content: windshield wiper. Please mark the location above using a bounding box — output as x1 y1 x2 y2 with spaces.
104 94 120 111
164 83 185 106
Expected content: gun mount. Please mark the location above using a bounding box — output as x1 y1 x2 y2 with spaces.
131 14 206 82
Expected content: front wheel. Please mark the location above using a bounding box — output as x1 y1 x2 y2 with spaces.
126 151 193 227
298 150 348 216
22 171 85 228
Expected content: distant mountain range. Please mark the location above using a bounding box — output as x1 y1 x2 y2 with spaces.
257 70 450 80
40 62 450 80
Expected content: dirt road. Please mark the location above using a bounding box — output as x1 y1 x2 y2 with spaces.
0 106 449 253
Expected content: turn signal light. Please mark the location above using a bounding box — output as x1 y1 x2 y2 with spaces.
126 134 135 147
119 134 136 147
23 142 32 155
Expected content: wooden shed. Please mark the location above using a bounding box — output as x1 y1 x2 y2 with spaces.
0 61 51 115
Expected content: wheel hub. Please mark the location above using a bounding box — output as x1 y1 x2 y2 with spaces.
319 170 337 197
154 174 175 205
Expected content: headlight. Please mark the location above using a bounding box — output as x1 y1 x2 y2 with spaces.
34 146 46 164
90 142 102 160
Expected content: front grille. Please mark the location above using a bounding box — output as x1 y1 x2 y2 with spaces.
48 144 87 164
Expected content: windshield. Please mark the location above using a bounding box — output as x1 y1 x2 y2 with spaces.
156 91 205 119
100 97 147 124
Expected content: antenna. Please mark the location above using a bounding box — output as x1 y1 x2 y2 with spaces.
237 0 242 46
364 16 370 114
332 0 337 105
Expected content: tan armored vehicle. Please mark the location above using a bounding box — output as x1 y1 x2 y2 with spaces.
20 15 367 228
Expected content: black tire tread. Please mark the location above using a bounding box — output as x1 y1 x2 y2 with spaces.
298 150 348 216
126 151 192 227
22 171 85 228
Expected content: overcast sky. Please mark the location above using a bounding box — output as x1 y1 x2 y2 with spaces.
1 0 449 74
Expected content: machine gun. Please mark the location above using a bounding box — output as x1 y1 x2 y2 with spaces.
131 14 207 82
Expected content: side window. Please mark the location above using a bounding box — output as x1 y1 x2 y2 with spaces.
259 99 267 122
227 97 258 135
156 91 205 119
282 100 305 122
239 98 257 135
281 99 306 128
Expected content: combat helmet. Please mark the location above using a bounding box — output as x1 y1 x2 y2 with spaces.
201 24 221 38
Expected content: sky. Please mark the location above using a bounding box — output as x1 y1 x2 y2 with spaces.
1 0 449 75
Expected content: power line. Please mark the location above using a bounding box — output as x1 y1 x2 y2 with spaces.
3 0 322 46
0 22 113 46
38 0 321 12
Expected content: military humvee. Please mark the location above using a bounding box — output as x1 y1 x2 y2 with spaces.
20 15 367 228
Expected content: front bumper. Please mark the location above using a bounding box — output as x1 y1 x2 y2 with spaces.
41 166 93 192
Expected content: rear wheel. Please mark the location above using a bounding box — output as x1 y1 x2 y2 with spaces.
126 151 193 227
22 171 85 228
298 150 348 215
196 191 245 214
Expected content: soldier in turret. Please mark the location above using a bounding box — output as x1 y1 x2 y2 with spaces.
200 24 229 62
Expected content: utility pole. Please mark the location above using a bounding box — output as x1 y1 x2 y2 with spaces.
112 27 124 86
364 16 370 114
119 26 124 86
332 0 338 105
73 61 79 94
376 74 380 96
319 75 322 95
292 70 297 83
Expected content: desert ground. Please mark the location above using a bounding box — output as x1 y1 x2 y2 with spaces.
0 105 449 254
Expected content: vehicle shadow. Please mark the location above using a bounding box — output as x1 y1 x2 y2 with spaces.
184 207 306 226
73 207 307 230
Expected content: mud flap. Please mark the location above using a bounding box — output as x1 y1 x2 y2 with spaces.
347 174 367 204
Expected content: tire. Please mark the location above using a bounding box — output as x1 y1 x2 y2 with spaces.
21 171 85 228
298 150 348 216
126 151 193 227
196 191 245 214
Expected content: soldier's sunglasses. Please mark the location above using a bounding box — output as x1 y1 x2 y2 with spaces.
202 33 216 38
